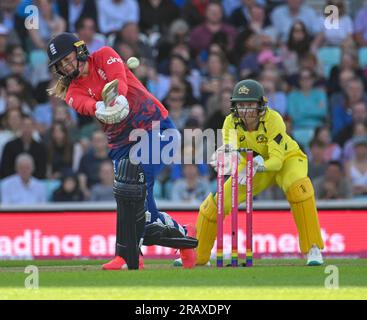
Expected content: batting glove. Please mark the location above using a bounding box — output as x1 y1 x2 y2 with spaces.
95 95 129 124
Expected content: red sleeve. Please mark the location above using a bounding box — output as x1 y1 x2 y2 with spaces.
65 85 96 116
96 46 128 96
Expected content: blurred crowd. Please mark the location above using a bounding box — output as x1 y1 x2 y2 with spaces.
0 0 367 205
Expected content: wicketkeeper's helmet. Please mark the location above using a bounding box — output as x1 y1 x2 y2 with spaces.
47 32 89 78
230 79 268 117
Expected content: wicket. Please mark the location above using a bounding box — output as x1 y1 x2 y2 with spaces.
216 148 254 267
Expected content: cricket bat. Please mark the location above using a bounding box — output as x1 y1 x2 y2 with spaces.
101 79 119 107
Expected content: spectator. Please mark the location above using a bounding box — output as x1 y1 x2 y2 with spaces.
56 0 98 33
205 88 232 131
189 104 206 129
205 72 235 117
307 138 328 180
0 153 47 204
181 0 209 28
171 163 210 202
0 93 31 117
331 77 367 139
163 86 190 131
28 0 66 50
156 18 191 66
205 89 232 149
112 22 153 63
77 130 109 199
138 0 180 37
76 16 106 54
229 0 258 29
334 101 367 147
0 25 9 76
2 74 35 111
0 108 22 159
113 41 138 62
247 3 276 40
200 51 228 104
52 170 84 202
1 44 31 80
287 68 327 132
328 50 365 96
313 125 342 162
260 69 287 116
354 2 367 47
280 21 312 76
46 122 74 179
0 1 22 40
343 122 367 163
270 0 320 43
97 0 139 35
313 161 352 200
345 137 367 198
1 116 46 179
189 1 237 57
148 54 198 103
236 30 262 78
312 0 353 49
90 160 115 201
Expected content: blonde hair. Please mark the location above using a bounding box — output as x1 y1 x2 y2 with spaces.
47 77 71 99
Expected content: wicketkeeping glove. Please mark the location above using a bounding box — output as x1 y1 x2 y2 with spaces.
238 155 265 185
210 144 242 176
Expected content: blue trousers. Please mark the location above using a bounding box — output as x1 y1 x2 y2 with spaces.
110 117 185 235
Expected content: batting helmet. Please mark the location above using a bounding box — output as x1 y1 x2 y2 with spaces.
230 79 268 116
47 33 89 78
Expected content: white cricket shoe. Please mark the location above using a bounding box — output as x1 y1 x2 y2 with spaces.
173 258 210 267
306 245 324 266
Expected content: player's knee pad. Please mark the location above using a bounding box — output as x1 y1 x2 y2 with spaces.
286 177 324 253
114 158 147 269
196 193 217 265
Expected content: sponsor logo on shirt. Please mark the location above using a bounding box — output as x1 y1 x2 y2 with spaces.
97 68 107 80
256 134 268 144
107 56 123 65
88 88 96 98
68 97 73 107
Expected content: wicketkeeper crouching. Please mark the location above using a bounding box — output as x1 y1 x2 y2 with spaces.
196 79 324 266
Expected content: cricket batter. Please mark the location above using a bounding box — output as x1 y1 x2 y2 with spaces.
196 79 324 266
46 33 197 270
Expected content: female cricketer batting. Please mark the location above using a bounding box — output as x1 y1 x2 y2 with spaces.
196 79 324 266
47 32 197 270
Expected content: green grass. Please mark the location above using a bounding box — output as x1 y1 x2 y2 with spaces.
0 259 366 300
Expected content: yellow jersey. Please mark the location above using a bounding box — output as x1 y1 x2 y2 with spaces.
222 108 306 171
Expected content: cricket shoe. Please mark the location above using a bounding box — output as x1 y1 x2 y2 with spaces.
179 224 197 269
173 258 211 267
306 245 324 266
102 255 144 270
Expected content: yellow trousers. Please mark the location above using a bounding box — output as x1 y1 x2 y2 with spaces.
196 151 324 265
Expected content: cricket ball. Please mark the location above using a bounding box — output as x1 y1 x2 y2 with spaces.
127 57 140 69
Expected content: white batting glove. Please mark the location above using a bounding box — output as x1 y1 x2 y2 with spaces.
238 155 265 185
210 144 242 175
95 95 129 124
